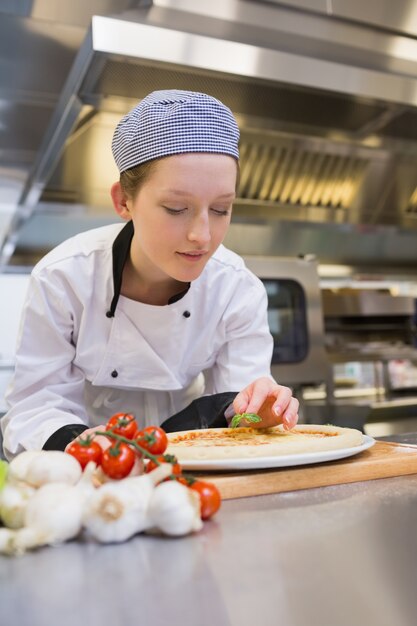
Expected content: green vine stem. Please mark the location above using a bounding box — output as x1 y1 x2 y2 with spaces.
95 429 193 482
95 430 162 463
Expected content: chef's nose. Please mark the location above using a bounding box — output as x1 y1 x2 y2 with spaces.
187 211 211 245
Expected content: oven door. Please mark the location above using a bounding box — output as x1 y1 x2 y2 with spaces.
242 256 329 387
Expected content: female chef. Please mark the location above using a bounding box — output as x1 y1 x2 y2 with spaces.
1 90 299 459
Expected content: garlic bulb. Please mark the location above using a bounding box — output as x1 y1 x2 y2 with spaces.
83 463 172 543
0 483 84 556
23 451 82 487
23 482 85 543
8 451 43 483
0 481 36 529
147 481 203 537
0 463 96 556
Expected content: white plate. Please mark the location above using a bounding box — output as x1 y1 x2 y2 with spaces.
179 435 376 471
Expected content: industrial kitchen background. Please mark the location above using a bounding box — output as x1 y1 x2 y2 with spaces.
3 0 417 437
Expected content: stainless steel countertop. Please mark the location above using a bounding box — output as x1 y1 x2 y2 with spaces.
1 436 417 626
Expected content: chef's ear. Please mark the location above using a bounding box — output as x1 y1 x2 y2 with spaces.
111 182 131 220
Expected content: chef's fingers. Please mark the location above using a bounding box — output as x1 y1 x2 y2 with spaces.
270 385 293 418
280 397 299 430
235 378 275 414
232 387 251 414
224 403 237 420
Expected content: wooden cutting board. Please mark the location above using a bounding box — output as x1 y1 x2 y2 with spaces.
197 441 417 500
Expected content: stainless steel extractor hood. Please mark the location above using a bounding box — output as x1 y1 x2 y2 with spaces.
5 0 417 267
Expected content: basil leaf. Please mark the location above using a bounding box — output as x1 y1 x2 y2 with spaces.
230 413 262 428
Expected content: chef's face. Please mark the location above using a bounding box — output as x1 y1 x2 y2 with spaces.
124 153 237 283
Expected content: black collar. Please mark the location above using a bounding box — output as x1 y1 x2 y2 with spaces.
107 221 190 317
107 221 134 318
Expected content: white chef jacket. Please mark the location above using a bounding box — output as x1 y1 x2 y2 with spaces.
2 222 273 459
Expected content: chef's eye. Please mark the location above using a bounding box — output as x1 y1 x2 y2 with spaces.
163 206 187 215
211 208 231 216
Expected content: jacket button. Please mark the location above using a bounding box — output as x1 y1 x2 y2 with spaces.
183 310 191 318
111 370 118 378
106 311 113 318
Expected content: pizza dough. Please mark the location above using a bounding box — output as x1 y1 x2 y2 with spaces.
166 424 364 461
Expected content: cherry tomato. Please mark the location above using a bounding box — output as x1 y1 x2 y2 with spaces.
66 437 102 470
105 412 138 439
145 454 182 476
190 480 222 520
101 443 136 479
135 426 168 455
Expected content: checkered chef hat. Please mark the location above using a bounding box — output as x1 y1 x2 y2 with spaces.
112 90 240 173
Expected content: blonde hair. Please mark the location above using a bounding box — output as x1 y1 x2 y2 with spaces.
120 160 159 200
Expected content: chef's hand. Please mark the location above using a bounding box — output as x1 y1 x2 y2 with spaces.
65 425 112 452
232 377 299 430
